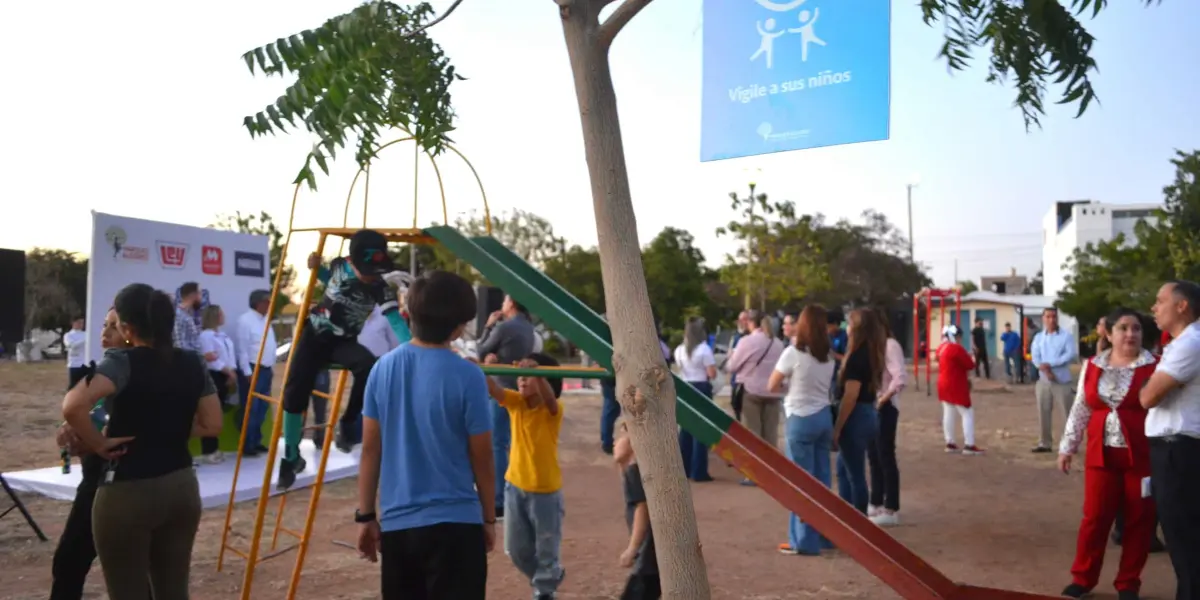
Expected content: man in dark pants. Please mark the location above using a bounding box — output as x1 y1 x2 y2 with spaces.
600 377 620 454
1141 279 1200 600
971 318 991 379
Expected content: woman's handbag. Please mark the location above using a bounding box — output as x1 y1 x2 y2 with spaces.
731 339 776 418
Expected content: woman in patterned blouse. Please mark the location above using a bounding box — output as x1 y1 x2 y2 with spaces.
1056 307 1158 600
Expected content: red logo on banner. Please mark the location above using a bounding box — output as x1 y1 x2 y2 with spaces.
156 241 189 269
201 246 223 275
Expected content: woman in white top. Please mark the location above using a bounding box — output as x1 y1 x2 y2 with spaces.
198 305 235 464
676 317 716 482
768 305 836 555
868 309 907 527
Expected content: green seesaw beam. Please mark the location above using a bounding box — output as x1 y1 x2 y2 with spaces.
421 226 1058 600
480 365 611 379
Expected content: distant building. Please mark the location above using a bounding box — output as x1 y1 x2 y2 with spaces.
981 268 1030 296
1042 200 1159 299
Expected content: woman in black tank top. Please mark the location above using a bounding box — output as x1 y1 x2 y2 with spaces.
62 283 223 600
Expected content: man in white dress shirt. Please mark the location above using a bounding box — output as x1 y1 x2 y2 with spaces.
1140 279 1200 600
235 290 278 457
63 316 88 390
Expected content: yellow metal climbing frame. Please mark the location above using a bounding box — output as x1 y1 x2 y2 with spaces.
215 133 491 600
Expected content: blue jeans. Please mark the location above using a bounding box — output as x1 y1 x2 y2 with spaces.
238 367 272 450
493 402 512 511
600 379 620 450
786 408 834 554
679 380 713 481
504 484 565 596
836 402 878 514
1003 351 1019 378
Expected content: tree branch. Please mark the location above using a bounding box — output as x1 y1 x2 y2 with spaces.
598 0 655 48
403 0 465 38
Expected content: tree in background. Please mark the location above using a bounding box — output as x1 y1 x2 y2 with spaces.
24 248 88 339
717 189 829 312
211 211 295 315
1059 150 1200 330
456 208 566 269
544 244 605 314
799 211 929 311
957 280 980 294
1028 268 1045 295
641 227 716 333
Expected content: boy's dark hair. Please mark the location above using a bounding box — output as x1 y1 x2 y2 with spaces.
826 310 844 326
526 352 563 399
406 271 476 344
73 315 85 322
114 283 176 360
180 282 199 298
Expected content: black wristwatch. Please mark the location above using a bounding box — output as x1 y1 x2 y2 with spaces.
354 509 377 524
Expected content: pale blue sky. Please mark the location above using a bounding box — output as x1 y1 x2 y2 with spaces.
1 0 1196 288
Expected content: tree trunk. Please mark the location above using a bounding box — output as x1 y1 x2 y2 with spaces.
558 3 711 598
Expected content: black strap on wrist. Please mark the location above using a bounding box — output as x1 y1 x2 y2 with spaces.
354 509 377 523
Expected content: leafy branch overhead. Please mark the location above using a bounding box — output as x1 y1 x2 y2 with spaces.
921 0 1161 128
241 1 463 190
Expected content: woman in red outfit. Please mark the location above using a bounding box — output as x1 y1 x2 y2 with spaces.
1057 307 1158 600
936 325 982 454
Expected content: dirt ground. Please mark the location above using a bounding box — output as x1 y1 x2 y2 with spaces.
0 361 1181 599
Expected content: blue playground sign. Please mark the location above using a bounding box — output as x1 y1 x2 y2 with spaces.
700 0 891 162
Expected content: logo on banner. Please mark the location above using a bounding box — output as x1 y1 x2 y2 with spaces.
156 241 189 269
103 225 149 261
201 246 223 275
700 0 890 161
234 251 266 277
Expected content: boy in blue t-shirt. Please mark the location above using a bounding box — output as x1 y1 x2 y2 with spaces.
355 270 496 600
277 229 413 490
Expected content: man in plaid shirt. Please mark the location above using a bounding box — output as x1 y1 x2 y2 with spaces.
173 281 202 352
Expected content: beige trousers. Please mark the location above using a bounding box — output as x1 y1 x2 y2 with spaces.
742 393 782 449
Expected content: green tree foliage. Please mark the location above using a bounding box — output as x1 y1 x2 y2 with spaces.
456 209 565 269
958 280 980 294
717 189 829 311
921 0 1162 128
544 244 605 314
211 211 295 314
1059 149 1200 330
24 248 88 337
241 1 463 190
807 210 931 309
641 227 717 332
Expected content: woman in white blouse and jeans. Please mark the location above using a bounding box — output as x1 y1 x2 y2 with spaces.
198 305 235 464
676 317 717 482
768 305 835 556
1056 307 1158 600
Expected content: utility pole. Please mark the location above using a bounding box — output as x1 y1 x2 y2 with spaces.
744 181 756 311
954 259 959 284
906 182 916 262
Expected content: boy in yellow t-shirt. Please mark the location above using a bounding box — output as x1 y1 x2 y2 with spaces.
484 353 565 600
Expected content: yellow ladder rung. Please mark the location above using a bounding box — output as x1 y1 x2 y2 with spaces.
311 389 334 400
302 422 332 432
277 527 304 540
250 392 279 403
223 544 249 560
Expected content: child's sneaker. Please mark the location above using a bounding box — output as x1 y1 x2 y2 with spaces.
962 445 985 455
199 451 225 465
870 511 900 527
777 543 799 555
868 505 882 517
945 443 960 453
1060 583 1092 598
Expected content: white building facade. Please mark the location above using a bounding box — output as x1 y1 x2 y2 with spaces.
1042 200 1159 300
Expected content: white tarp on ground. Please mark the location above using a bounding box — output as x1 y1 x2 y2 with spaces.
3 440 357 509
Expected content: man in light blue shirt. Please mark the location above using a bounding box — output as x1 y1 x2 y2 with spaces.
1030 307 1077 453
356 271 496 599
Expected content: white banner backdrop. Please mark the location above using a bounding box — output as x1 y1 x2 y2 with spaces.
87 212 272 363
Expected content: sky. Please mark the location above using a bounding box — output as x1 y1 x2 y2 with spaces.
1 0 1197 289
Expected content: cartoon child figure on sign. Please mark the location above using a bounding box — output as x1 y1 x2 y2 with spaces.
104 226 127 259
788 8 826 62
750 18 787 69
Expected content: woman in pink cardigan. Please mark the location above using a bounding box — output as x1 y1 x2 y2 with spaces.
868 309 907 526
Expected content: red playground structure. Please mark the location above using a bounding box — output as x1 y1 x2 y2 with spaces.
912 287 963 396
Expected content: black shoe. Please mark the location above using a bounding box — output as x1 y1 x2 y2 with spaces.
243 446 261 458
1032 446 1053 454
255 445 270 455
1111 532 1122 546
313 437 326 451
496 506 505 521
1117 590 1139 600
1061 583 1091 599
1150 537 1166 553
277 456 307 491
536 595 555 600
601 444 613 455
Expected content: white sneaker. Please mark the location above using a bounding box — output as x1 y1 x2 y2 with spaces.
868 505 882 517
200 451 225 465
870 512 900 527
